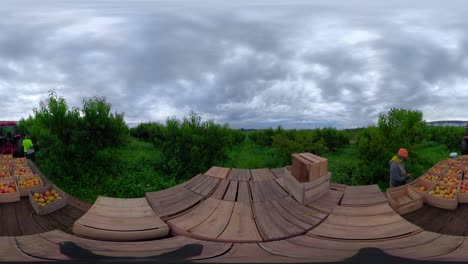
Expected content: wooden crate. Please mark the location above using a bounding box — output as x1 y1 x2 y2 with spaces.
11 159 28 169
17 174 45 197
425 182 458 210
291 153 328 182
458 181 468 203
303 172 331 204
386 185 423 215
0 169 13 180
13 167 33 178
440 175 462 186
0 154 13 160
418 173 440 185
29 184 68 215
0 178 20 203
409 178 435 201
0 162 11 171
276 169 305 203
428 166 446 176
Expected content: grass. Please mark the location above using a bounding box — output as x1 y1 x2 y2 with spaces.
221 140 286 169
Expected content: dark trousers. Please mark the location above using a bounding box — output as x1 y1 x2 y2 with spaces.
25 153 35 163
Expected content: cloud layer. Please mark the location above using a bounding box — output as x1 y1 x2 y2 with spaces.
1 0 468 128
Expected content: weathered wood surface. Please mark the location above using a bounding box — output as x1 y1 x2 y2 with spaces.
73 196 169 241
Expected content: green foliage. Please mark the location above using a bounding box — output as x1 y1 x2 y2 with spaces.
18 91 129 181
131 111 242 182
426 126 465 152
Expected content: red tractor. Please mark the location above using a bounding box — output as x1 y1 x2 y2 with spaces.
0 121 21 156
462 122 468 155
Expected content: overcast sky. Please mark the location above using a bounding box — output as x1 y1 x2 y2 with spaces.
1 0 468 129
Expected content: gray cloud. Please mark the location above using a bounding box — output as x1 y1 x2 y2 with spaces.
1 0 468 128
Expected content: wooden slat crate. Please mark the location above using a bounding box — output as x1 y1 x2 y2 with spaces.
29 184 68 215
425 182 458 210
0 178 20 203
17 174 45 197
291 153 328 182
386 185 423 215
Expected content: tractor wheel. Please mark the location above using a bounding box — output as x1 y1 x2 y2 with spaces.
462 139 468 155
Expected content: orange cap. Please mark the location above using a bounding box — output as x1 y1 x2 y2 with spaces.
398 148 408 158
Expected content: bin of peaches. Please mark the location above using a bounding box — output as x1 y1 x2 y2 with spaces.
419 172 441 183
425 183 458 210
29 185 67 215
445 168 463 178
458 181 468 203
409 178 436 197
0 170 13 180
440 175 461 186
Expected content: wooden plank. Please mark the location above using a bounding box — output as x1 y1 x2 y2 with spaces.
385 235 464 259
332 203 395 216
325 212 403 227
228 169 251 181
257 180 277 201
276 197 323 226
259 239 356 262
250 181 265 203
0 237 39 261
253 202 288 241
198 177 219 197
75 213 166 231
67 195 92 212
1 202 20 236
251 169 276 181
218 202 262 242
276 171 304 204
237 181 251 203
306 189 343 213
205 166 230 179
223 181 238 201
303 180 330 204
268 180 290 199
307 220 421 240
168 198 221 230
16 234 70 260
189 200 234 238
149 192 203 218
203 243 302 263
270 167 289 178
289 231 442 251
344 185 382 194
183 174 205 189
270 200 312 230
15 198 45 235
426 237 468 261
189 175 211 194
41 229 200 252
210 179 229 200
89 204 157 218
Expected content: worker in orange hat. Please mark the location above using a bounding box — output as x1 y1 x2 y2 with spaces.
389 148 412 187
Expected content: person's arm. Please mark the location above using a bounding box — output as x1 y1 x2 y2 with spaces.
390 163 408 182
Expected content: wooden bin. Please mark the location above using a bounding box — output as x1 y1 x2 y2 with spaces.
11 157 27 166
386 185 423 215
418 173 440 185
13 167 33 178
276 168 330 205
0 178 20 203
409 178 435 200
0 162 11 171
17 174 45 197
0 154 13 160
425 183 458 210
291 153 328 182
458 181 468 203
0 169 13 180
29 184 68 215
